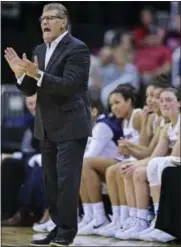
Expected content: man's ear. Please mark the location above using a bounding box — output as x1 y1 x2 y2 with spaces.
61 18 67 29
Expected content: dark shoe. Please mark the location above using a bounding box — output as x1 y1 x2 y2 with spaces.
31 227 57 246
50 238 73 246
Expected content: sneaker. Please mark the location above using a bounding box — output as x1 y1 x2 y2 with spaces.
115 218 149 240
93 218 110 235
144 229 176 243
32 233 47 241
137 217 156 240
97 222 121 238
114 216 136 238
140 228 156 242
46 219 56 232
78 216 93 230
33 220 50 233
96 220 117 235
78 218 109 235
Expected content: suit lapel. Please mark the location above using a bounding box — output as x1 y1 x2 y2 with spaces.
38 44 46 71
45 33 71 72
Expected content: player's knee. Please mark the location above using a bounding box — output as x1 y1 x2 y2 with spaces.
106 165 117 182
133 167 147 182
83 158 91 168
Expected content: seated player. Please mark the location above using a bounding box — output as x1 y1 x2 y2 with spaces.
97 77 170 237
78 97 124 230
116 87 180 240
78 84 145 235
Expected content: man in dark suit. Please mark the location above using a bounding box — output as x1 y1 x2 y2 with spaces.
4 3 92 246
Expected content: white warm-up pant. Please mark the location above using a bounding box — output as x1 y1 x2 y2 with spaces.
147 156 177 186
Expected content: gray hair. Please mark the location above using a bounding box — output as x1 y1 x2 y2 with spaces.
43 3 69 23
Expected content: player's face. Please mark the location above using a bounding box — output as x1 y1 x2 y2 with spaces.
160 91 180 118
152 87 164 114
40 10 66 42
109 93 131 119
146 85 156 112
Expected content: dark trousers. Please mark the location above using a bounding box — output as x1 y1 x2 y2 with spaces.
40 137 87 240
155 166 181 240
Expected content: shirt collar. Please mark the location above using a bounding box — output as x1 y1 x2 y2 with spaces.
46 31 68 48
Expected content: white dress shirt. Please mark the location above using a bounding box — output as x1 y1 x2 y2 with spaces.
17 31 68 86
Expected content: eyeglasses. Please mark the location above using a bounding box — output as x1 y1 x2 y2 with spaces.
39 15 63 23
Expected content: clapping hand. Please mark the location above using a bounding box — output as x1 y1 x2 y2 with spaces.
22 53 39 79
4 47 26 77
4 47 39 79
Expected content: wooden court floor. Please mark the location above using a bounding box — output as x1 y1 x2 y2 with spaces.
1 227 176 246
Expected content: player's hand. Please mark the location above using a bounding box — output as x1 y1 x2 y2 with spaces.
118 140 131 146
120 163 132 174
143 105 150 115
22 54 39 79
142 105 152 119
4 47 26 78
120 162 136 178
118 141 130 156
124 165 136 178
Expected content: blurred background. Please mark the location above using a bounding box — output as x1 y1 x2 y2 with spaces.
1 1 181 152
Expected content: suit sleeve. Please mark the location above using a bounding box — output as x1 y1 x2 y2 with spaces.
16 47 39 97
40 44 90 96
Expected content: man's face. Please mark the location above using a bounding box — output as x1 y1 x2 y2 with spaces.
40 10 66 42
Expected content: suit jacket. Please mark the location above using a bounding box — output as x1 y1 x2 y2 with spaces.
17 33 92 142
